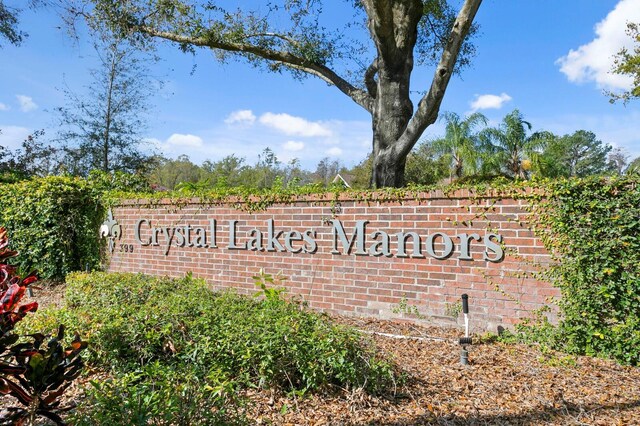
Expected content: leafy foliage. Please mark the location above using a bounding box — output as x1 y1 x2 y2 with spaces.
611 22 640 103
479 109 549 179
0 227 87 426
518 176 640 365
55 34 158 176
22 271 397 422
0 130 60 179
627 156 640 175
0 176 104 280
535 130 613 178
404 142 450 185
86 169 152 193
70 365 237 426
3 326 87 425
0 1 24 47
0 228 38 340
432 111 487 180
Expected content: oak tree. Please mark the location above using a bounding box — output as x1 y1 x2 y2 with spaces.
78 0 482 187
536 130 612 178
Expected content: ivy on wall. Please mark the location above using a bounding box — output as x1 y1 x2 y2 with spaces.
106 175 640 364
524 176 640 365
115 176 640 364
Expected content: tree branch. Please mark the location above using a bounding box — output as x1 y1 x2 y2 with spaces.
398 0 483 155
138 26 374 113
362 0 423 64
364 58 378 98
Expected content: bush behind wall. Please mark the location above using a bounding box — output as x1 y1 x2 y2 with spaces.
0 176 104 279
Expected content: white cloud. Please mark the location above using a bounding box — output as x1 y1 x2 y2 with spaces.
166 133 204 148
16 95 38 112
326 147 343 157
469 93 512 111
147 117 371 170
259 112 332 137
0 103 9 111
0 125 32 150
224 109 256 125
557 0 640 90
282 140 304 151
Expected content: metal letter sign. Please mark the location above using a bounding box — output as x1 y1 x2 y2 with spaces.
108 214 506 263
100 209 121 253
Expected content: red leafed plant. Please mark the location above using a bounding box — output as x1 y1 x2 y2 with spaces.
0 227 87 426
0 227 38 356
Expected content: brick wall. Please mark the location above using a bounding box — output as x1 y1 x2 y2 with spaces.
105 189 559 332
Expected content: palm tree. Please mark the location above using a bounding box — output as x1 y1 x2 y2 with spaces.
480 109 546 179
432 112 488 180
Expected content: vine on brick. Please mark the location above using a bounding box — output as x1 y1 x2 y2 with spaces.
521 176 640 365
107 175 640 364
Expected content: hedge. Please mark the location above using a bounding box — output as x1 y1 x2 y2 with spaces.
0 176 104 279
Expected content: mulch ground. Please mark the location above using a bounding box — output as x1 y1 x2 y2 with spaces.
244 317 640 425
8 285 640 425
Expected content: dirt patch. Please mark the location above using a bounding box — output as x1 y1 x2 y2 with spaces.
23 280 66 310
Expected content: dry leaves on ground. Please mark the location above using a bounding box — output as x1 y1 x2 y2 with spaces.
9 288 640 425
246 316 640 425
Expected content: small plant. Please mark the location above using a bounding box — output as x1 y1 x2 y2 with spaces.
537 353 577 368
391 297 426 319
0 227 86 425
252 268 288 302
3 326 87 425
70 365 238 426
444 301 462 319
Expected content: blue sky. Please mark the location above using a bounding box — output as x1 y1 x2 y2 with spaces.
1 0 639 170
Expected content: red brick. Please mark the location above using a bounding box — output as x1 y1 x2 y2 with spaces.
109 192 555 330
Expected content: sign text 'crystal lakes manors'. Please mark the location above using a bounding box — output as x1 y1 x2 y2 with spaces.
132 218 505 262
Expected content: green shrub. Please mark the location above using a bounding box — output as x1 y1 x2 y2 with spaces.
70 364 240 426
22 272 396 397
86 170 152 194
0 176 104 279
522 176 640 365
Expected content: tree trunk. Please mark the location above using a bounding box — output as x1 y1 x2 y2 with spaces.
364 0 482 188
370 71 415 187
103 49 118 173
367 0 421 188
372 143 408 187
454 158 463 179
